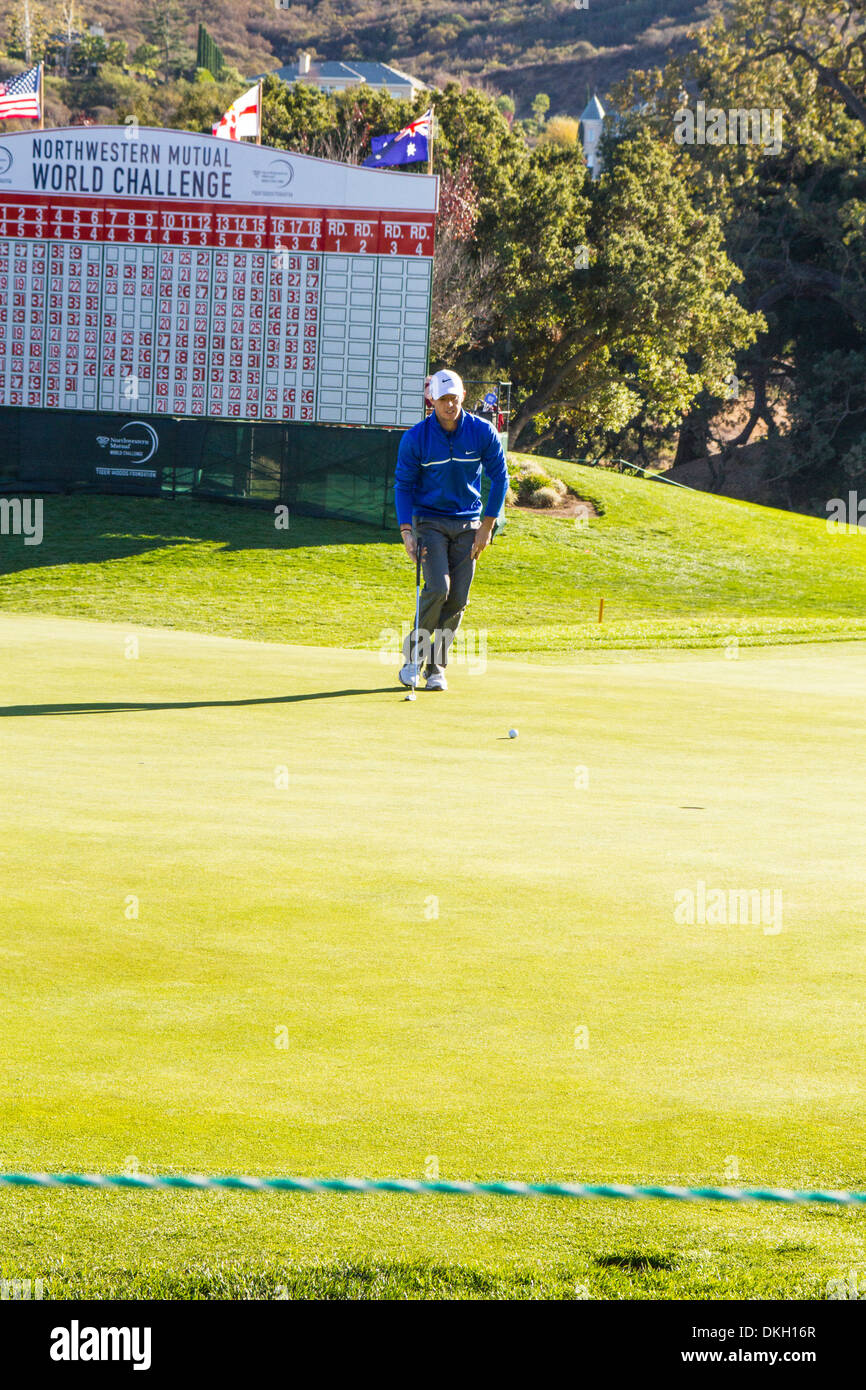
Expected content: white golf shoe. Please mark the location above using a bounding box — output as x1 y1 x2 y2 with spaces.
425 671 448 691
398 662 421 688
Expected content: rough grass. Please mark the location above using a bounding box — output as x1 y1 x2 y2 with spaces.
2 457 865 653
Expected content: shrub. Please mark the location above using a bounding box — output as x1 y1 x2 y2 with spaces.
514 466 551 501
529 486 562 508
538 116 580 148
510 463 569 504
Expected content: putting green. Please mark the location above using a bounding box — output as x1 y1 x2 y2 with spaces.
1 612 864 1299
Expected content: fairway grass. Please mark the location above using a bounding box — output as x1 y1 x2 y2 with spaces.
2 614 865 1299
2 458 866 652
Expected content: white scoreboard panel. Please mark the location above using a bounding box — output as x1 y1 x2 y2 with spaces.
100 243 156 414
0 129 438 427
371 258 433 427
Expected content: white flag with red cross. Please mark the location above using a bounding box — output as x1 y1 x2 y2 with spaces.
212 84 261 141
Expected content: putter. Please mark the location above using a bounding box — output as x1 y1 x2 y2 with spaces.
405 536 422 701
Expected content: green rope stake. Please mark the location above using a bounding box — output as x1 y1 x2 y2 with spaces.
1 1174 865 1205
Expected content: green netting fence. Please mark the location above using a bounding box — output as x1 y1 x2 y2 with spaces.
0 408 402 528
0 392 510 529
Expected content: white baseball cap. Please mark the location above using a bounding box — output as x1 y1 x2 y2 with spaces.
428 369 464 400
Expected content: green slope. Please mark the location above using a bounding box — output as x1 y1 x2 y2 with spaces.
2 459 865 654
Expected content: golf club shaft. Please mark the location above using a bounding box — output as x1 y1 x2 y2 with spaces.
413 531 422 681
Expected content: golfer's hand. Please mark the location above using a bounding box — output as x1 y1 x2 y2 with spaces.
402 531 426 562
471 519 495 560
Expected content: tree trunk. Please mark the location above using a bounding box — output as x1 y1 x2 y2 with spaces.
673 404 709 466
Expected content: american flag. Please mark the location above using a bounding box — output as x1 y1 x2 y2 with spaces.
0 64 41 122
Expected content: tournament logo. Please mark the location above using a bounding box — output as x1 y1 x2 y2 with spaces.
94 421 159 475
253 158 294 191
119 420 158 463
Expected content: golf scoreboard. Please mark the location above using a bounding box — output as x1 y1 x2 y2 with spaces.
0 127 438 427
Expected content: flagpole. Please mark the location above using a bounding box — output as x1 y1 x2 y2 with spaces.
256 80 262 145
427 104 434 175
38 61 44 130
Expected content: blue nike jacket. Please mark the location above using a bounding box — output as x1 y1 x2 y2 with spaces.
394 409 509 527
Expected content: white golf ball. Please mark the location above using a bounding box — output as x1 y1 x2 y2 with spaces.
508 728 518 739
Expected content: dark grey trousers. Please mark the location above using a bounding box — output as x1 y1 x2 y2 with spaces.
403 514 480 676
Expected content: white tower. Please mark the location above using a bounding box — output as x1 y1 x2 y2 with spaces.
580 95 606 179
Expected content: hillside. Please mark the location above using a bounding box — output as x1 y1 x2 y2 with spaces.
254 0 715 115
4 0 714 117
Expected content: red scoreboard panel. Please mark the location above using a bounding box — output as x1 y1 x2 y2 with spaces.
0 128 438 426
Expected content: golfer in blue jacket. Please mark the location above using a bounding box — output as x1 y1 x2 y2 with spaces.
394 368 509 691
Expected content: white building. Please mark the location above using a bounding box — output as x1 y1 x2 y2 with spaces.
262 51 427 101
580 94 606 179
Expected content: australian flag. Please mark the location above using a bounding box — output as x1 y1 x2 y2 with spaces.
362 108 432 168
